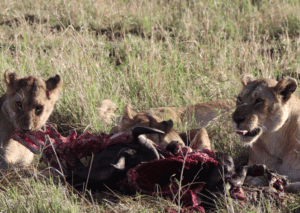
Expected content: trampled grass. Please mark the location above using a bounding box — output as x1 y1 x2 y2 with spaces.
1 0 300 212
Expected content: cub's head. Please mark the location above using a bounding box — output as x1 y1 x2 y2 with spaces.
97 99 117 125
116 104 185 148
232 74 297 145
3 70 63 132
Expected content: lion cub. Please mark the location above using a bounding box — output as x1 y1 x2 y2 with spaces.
97 99 118 126
0 70 63 169
111 104 211 150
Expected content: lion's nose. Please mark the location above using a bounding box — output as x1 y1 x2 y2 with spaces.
234 117 245 127
21 127 33 132
20 123 33 132
232 108 247 127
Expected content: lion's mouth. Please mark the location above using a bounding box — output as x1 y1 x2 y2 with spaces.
235 127 261 137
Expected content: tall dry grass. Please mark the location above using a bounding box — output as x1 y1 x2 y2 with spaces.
0 0 300 211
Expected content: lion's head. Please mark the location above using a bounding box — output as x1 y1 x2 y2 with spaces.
112 104 185 148
232 74 298 145
2 70 63 132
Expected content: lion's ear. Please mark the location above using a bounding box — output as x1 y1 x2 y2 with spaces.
241 74 255 87
123 104 137 120
4 69 18 88
158 119 174 134
46 74 62 90
274 77 298 102
46 74 63 98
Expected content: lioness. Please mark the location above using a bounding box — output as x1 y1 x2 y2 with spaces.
0 70 63 169
232 74 300 193
111 104 211 150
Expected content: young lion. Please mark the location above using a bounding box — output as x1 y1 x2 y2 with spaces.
232 74 300 193
0 70 63 169
111 104 211 150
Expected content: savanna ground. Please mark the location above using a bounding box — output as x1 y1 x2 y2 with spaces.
0 0 300 212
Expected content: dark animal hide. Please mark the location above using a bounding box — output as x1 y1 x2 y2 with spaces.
66 127 165 190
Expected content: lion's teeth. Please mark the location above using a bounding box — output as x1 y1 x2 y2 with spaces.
236 130 248 135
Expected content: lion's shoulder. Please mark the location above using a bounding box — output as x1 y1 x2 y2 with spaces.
182 99 235 128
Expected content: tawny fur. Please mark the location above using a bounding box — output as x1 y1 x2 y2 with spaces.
111 103 212 150
143 99 235 128
97 99 117 125
111 108 186 149
232 74 300 193
0 70 62 169
180 128 211 150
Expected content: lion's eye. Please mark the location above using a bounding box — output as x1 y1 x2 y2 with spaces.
16 101 22 109
254 98 264 105
36 105 43 112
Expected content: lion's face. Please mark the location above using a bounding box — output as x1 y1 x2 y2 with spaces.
232 75 297 145
116 104 185 148
3 70 63 132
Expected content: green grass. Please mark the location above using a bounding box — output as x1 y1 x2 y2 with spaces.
1 0 300 211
